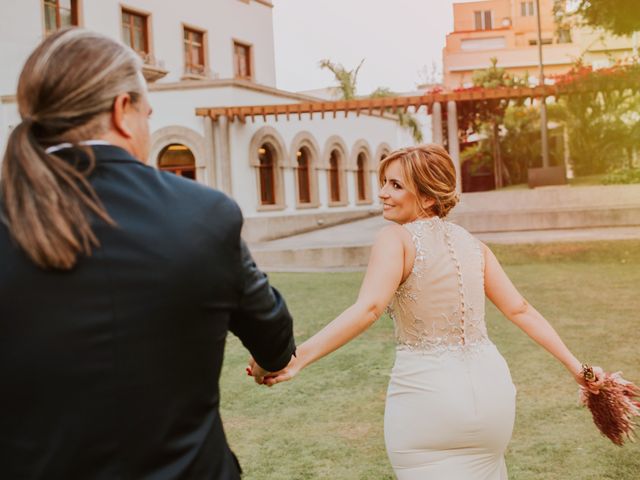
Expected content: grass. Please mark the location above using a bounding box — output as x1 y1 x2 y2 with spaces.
568 174 607 187
504 174 609 188
495 173 609 190
220 241 640 479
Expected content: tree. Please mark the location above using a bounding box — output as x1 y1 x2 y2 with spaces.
319 60 423 143
318 58 364 101
501 105 542 184
468 57 527 188
574 0 640 36
370 87 423 143
552 63 640 175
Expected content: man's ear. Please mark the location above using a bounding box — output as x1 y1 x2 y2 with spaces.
111 92 134 139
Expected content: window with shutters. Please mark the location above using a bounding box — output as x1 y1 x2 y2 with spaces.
356 153 369 202
329 150 341 203
296 148 312 204
43 0 79 34
122 9 150 57
184 27 207 76
473 10 493 30
233 41 253 80
258 144 276 205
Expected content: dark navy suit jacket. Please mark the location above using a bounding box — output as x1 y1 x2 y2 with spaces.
0 145 296 479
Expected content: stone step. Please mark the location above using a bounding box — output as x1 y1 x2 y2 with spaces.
252 224 640 271
250 185 640 271
450 205 640 232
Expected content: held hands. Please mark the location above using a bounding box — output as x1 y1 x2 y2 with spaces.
246 354 301 387
245 359 271 385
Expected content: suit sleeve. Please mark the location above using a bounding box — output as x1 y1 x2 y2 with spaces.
229 239 296 372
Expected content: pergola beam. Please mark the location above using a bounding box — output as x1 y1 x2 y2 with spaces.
194 85 567 122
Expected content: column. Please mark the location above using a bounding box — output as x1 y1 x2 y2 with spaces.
213 115 232 195
431 102 443 146
317 167 329 207
447 100 461 193
202 115 216 188
282 164 296 212
347 170 357 206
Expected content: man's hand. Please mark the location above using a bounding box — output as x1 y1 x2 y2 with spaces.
246 357 271 385
246 354 299 386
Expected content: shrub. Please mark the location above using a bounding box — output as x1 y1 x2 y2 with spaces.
602 168 640 185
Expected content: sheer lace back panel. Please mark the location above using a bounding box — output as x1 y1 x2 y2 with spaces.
387 217 491 353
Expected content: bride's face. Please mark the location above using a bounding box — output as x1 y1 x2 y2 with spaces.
378 160 423 224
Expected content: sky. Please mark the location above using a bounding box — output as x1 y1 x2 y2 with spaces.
272 0 479 95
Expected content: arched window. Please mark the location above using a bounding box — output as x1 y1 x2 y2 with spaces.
258 143 276 205
356 152 368 201
158 143 196 180
329 150 341 203
296 147 311 204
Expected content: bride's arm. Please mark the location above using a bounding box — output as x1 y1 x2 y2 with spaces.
482 243 596 387
257 224 411 386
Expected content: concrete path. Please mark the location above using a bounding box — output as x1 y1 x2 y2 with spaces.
249 215 388 251
251 215 640 250
250 215 640 272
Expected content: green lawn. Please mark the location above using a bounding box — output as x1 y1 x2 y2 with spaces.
220 241 640 479
495 174 608 191
568 174 607 187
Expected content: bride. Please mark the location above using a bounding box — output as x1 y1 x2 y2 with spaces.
249 144 601 479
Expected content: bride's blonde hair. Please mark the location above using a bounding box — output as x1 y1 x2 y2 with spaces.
378 144 459 218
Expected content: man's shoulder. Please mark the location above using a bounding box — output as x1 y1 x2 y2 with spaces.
150 173 242 236
89 145 243 228
160 171 240 218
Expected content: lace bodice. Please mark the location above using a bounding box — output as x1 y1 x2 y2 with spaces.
386 217 491 353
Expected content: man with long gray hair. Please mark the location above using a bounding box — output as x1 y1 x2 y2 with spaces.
0 28 295 479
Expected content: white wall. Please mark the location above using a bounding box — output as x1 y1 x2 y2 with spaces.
147 84 315 138
0 0 43 96
0 102 19 161
147 84 409 217
0 0 277 97
84 0 276 86
229 113 401 216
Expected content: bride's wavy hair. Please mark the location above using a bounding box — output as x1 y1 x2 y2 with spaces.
378 144 459 218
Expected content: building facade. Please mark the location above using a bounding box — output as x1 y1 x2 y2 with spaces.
443 0 637 88
0 0 416 241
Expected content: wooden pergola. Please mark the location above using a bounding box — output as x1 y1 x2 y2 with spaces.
195 84 567 194
195 85 564 123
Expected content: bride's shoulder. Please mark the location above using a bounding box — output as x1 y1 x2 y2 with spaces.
375 223 414 249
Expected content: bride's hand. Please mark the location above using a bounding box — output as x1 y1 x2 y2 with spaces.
261 354 301 387
573 364 605 394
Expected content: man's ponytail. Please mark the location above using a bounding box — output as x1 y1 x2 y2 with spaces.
0 28 143 269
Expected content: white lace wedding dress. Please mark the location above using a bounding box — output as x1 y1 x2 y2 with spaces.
384 217 516 480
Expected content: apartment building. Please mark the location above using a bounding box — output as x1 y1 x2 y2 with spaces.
0 0 413 241
443 0 637 88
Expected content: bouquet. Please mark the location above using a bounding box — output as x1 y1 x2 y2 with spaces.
580 364 640 446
